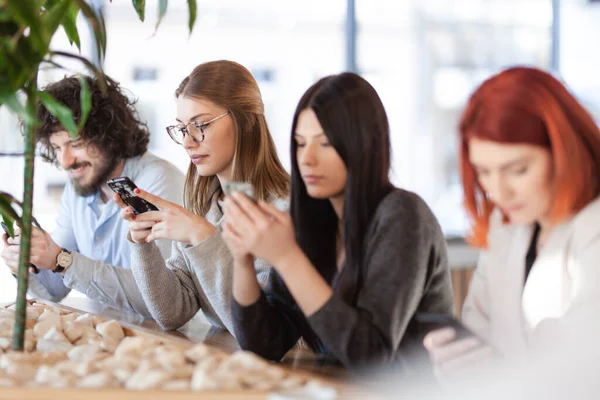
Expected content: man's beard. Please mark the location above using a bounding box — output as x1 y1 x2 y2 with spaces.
68 155 120 197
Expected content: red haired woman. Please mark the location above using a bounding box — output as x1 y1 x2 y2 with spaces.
424 66 600 375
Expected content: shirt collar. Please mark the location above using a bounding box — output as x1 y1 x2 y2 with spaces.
85 191 100 206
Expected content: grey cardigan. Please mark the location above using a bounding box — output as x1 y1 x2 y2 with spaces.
231 188 454 371
129 178 283 333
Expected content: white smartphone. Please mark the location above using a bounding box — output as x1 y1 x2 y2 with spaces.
222 182 256 202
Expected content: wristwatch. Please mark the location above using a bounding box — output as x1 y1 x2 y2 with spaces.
53 248 73 274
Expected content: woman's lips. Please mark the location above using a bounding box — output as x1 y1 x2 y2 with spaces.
303 175 323 184
190 155 209 164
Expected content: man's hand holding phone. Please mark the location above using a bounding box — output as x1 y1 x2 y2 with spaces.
1 224 57 275
112 178 216 246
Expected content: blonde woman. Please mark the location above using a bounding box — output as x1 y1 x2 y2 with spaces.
115 61 289 332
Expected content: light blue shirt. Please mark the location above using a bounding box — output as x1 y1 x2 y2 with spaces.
28 152 185 316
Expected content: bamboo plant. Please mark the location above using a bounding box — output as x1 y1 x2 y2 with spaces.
0 0 197 351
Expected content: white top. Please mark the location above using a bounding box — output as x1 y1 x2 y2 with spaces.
462 196 600 358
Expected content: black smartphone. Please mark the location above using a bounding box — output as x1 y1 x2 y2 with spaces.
107 177 159 215
415 312 481 343
1 221 40 274
1 221 12 239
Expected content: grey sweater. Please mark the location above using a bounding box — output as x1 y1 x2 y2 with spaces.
129 178 283 333
231 189 454 371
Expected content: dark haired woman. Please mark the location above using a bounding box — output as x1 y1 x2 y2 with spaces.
222 72 453 371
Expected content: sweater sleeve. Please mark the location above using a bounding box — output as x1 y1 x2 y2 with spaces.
231 270 306 361
129 239 200 330
130 229 271 332
63 252 151 317
306 191 453 370
183 230 271 335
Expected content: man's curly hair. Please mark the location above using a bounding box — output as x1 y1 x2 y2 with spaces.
36 74 150 165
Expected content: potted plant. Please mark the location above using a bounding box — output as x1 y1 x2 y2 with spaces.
0 0 196 351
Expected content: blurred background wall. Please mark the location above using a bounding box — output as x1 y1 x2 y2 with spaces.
1 0 599 305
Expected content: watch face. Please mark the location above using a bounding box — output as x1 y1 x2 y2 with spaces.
57 251 72 268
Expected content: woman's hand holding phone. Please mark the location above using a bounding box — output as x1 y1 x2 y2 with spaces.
423 326 495 378
223 191 300 270
115 188 216 246
115 192 155 244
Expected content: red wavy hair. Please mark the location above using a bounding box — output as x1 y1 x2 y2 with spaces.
459 67 600 248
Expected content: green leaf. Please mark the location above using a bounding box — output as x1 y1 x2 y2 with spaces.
4 0 40 29
0 192 21 228
132 0 146 22
0 9 13 22
0 92 37 126
187 0 197 35
40 59 67 71
77 75 90 132
154 0 168 33
0 190 43 231
42 0 72 44
61 3 81 50
44 0 61 7
72 0 106 61
1 214 15 238
38 91 78 137
5 0 46 53
0 23 43 83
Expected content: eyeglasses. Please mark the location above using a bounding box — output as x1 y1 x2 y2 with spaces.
166 111 230 145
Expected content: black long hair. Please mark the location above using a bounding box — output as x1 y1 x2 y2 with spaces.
290 73 394 305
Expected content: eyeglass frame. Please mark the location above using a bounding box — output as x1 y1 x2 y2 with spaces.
166 110 230 144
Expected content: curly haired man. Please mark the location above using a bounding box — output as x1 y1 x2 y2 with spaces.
1 75 184 316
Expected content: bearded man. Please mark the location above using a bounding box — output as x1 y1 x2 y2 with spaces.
1 75 184 315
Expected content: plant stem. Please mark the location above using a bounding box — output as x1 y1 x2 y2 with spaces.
12 76 37 351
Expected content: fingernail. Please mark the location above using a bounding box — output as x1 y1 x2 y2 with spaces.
134 188 140 194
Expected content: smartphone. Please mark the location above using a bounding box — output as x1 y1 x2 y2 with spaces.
415 312 481 343
222 181 257 202
107 177 159 215
1 221 13 239
1 221 40 274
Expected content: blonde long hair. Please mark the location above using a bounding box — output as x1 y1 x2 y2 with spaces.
175 60 289 215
